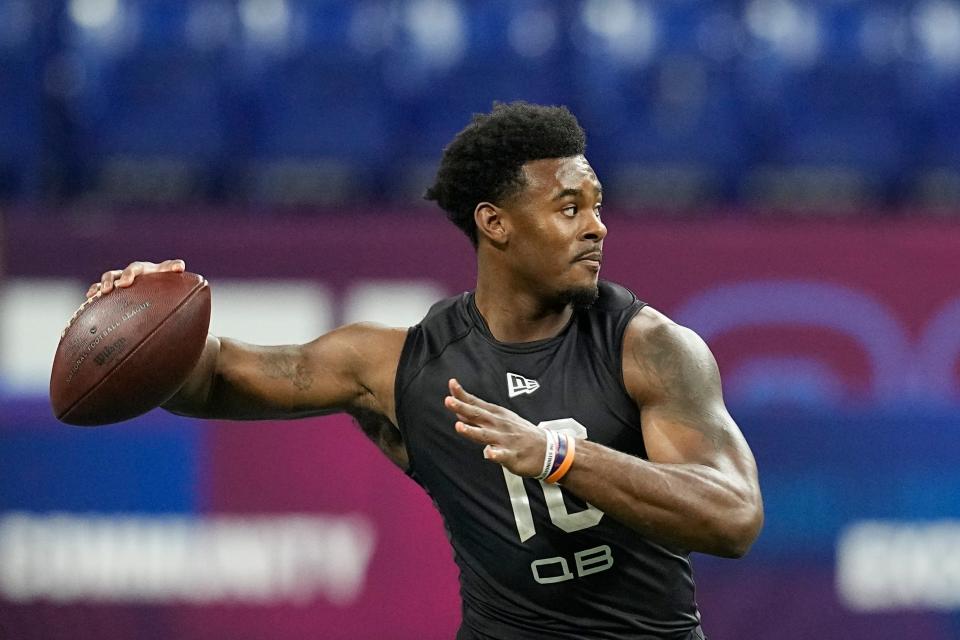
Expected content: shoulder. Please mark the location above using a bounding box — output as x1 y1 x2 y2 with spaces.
622 306 720 405
625 306 706 353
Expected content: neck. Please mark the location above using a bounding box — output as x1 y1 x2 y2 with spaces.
474 262 572 344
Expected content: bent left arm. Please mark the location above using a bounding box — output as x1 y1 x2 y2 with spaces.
561 309 763 557
447 308 763 558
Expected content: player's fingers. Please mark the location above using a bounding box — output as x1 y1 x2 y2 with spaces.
99 269 123 294
454 420 496 445
449 378 497 410
115 261 148 288
455 410 489 428
444 395 490 423
159 259 186 272
114 259 185 290
483 445 509 462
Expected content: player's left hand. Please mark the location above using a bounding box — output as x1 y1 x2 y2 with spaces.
444 378 546 477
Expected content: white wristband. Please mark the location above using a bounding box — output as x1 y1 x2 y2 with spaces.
535 429 558 481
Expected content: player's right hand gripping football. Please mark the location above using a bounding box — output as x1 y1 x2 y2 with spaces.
86 259 186 298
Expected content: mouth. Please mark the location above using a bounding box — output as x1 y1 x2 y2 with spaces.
574 251 603 267
573 251 602 273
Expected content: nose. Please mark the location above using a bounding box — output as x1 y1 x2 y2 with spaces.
581 212 607 242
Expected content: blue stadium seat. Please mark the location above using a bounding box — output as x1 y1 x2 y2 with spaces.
385 0 569 200
915 78 960 168
0 1 42 199
88 52 229 160
898 64 960 206
572 1 750 206
2 0 956 208
240 0 393 203
734 1 908 208
66 0 232 200
758 63 905 176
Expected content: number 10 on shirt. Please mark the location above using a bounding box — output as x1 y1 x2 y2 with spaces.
501 418 612 583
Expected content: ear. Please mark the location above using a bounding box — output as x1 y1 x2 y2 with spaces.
474 202 509 246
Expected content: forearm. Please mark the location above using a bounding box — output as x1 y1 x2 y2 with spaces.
163 337 309 420
560 440 763 558
162 336 318 420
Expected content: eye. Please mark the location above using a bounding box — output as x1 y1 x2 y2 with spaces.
594 204 603 218
562 205 577 217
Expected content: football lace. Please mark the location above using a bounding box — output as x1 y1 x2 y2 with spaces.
61 290 103 340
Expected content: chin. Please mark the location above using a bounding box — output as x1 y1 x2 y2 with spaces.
559 283 600 308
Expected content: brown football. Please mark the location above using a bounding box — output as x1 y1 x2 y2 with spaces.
50 271 211 426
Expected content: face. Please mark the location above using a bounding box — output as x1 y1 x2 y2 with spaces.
500 155 607 306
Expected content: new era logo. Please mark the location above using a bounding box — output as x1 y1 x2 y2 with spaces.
507 373 540 398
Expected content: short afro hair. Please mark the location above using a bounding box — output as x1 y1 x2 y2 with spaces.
424 101 586 246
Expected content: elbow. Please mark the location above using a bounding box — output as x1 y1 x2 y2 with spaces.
708 499 764 559
716 526 759 559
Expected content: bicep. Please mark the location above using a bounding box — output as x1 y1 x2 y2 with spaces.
641 393 745 469
623 312 755 471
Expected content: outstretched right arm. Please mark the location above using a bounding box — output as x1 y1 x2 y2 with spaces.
162 325 405 422
88 260 407 425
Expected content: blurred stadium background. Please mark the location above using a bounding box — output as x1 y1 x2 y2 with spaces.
2 0 960 638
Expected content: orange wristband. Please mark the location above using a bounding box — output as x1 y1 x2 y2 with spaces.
545 435 575 484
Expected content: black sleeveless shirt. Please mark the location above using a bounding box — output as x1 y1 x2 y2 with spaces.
395 281 701 639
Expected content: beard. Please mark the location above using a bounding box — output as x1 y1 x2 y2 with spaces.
558 283 600 309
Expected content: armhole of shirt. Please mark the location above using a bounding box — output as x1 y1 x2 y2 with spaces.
613 300 648 402
393 321 474 478
394 325 421 477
